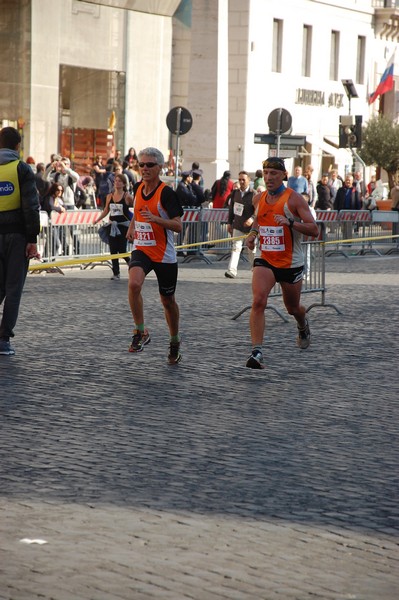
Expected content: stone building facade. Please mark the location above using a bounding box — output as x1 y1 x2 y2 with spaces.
0 0 398 186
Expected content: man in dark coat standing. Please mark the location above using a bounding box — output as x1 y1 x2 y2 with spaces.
0 127 40 355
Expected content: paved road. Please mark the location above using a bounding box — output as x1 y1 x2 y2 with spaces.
1 255 398 599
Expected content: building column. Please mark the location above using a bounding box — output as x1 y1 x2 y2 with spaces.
183 0 229 189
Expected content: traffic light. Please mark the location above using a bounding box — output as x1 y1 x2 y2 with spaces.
339 115 362 148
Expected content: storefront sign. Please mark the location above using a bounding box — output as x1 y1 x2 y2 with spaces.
295 89 344 108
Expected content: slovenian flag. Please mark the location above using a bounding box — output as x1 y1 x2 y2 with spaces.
369 53 395 105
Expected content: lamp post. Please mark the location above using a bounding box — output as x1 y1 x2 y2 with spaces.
341 80 359 173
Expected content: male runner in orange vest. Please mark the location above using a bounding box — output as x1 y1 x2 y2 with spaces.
245 157 319 369
126 147 183 364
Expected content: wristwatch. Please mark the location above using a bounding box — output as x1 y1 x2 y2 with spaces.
288 217 294 228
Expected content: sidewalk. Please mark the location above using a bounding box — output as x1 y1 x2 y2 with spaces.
0 255 398 599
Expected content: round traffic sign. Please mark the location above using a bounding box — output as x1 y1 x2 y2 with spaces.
268 108 292 135
166 106 193 135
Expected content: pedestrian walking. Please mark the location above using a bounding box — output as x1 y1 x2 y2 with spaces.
225 171 256 279
126 147 184 364
245 157 319 369
0 126 40 355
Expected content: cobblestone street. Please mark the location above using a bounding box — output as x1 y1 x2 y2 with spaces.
1 255 398 600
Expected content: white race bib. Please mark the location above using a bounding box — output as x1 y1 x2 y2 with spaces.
259 225 285 252
233 202 244 216
110 203 124 217
134 221 156 246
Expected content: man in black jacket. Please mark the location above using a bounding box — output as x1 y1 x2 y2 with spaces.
0 127 40 355
225 171 256 278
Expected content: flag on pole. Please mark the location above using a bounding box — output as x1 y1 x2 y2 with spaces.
369 52 395 105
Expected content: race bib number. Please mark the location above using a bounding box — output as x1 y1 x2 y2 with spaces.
259 225 285 252
233 202 244 216
134 221 156 246
109 203 124 217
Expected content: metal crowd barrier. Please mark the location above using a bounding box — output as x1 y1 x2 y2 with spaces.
316 209 399 256
34 208 399 273
37 209 109 265
232 234 342 322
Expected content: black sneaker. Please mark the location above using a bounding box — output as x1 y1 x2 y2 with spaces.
246 350 264 369
129 329 150 353
168 340 182 365
0 339 15 356
297 319 311 349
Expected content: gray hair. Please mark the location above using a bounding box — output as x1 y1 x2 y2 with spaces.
138 147 164 166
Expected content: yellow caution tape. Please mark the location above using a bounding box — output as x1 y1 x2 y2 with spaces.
28 233 399 272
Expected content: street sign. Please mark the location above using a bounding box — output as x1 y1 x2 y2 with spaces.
254 133 306 147
268 108 292 135
166 106 193 135
268 147 298 159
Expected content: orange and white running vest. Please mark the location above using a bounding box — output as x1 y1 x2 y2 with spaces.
133 182 177 263
257 189 304 268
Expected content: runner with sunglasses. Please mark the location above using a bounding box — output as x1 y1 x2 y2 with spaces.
126 147 184 364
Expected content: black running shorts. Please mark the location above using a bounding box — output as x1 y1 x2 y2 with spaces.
253 257 304 284
129 250 178 296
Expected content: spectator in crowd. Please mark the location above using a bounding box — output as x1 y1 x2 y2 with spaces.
225 171 256 279
106 150 122 166
124 147 138 167
191 170 205 205
191 161 204 187
287 165 308 195
176 171 199 208
176 170 202 255
50 157 79 210
26 156 36 173
391 179 399 210
46 182 66 255
253 169 265 191
244 156 319 370
0 126 40 355
126 147 183 364
122 160 137 190
354 170 367 202
305 165 316 207
328 168 343 199
334 174 361 211
210 170 234 208
34 162 50 204
92 155 108 208
44 154 62 184
80 176 97 209
366 174 377 197
334 173 361 241
94 173 133 280
315 173 334 210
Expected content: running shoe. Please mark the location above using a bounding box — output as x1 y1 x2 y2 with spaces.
246 350 264 369
167 340 182 365
128 329 150 353
110 274 120 280
297 319 311 349
0 339 15 356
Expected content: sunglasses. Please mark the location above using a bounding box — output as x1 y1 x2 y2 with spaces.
138 161 158 168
